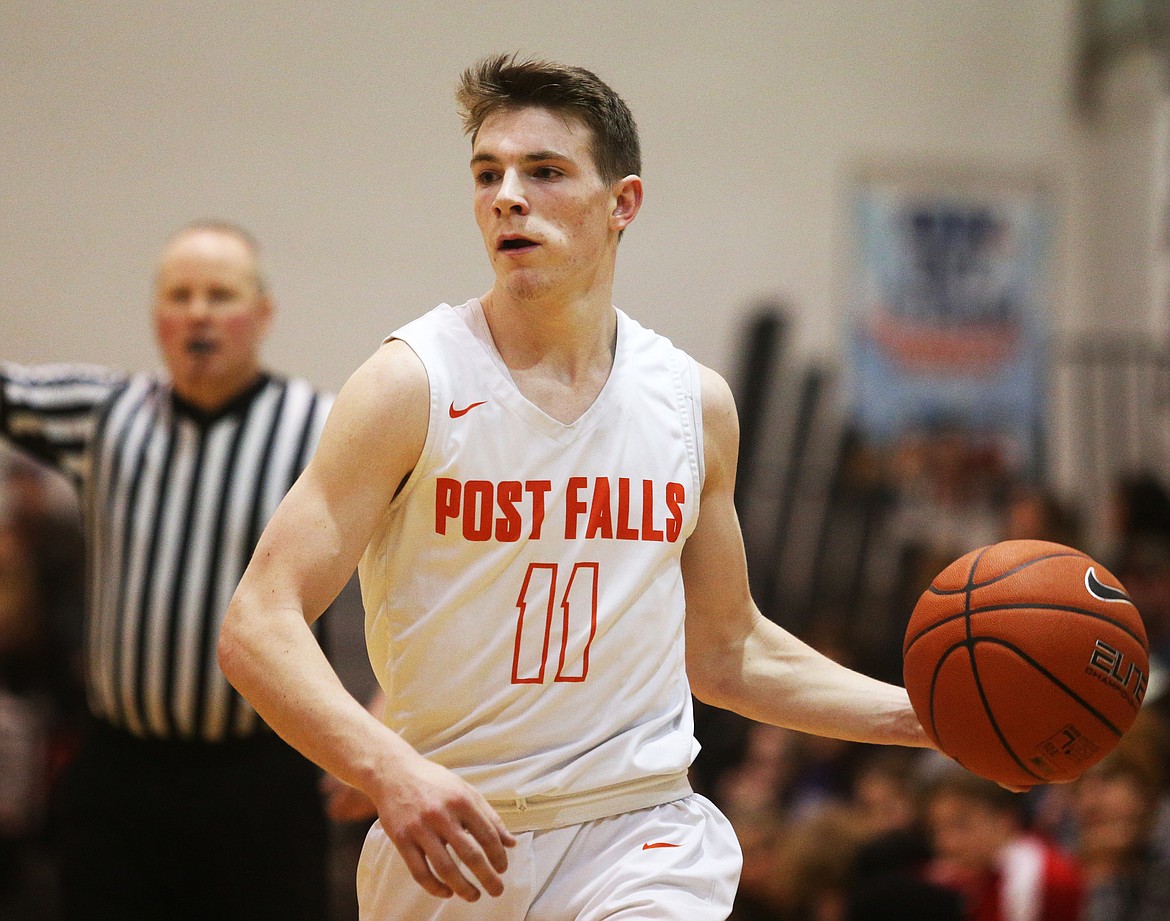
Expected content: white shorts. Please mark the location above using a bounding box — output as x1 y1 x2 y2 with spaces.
356 793 742 920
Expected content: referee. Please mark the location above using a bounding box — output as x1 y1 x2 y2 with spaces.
1 222 337 920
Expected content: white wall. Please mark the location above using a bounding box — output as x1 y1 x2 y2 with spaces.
3 1 1079 392
1077 52 1170 337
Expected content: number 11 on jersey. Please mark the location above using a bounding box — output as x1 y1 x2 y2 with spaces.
512 562 599 684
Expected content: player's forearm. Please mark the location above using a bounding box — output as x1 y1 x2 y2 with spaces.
753 652 930 747
693 615 932 748
218 594 408 798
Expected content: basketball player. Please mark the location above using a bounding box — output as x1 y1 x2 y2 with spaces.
219 55 933 919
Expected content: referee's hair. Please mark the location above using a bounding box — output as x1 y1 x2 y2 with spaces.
162 219 269 296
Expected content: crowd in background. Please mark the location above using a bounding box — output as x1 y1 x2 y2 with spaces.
693 696 1170 920
2 429 1170 920
693 424 1170 921
0 450 87 918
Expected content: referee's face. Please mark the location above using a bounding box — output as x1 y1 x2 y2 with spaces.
153 229 273 412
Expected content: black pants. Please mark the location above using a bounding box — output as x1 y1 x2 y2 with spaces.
57 724 329 921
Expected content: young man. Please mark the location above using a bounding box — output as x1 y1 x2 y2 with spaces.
2 223 337 920
219 55 932 919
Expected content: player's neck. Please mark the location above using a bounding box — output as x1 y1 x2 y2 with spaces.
479 290 617 424
480 288 616 378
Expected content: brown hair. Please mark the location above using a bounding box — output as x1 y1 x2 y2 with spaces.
455 53 641 185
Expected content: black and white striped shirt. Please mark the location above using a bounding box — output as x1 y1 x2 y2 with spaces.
0 363 333 742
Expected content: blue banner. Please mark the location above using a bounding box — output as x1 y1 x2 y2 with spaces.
846 174 1051 469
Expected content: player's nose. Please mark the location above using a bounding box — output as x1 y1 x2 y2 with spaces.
493 169 527 215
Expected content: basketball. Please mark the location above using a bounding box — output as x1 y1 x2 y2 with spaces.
903 539 1149 787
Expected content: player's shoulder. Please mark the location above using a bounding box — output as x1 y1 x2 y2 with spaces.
690 362 739 484
315 339 429 473
694 362 736 423
344 338 428 408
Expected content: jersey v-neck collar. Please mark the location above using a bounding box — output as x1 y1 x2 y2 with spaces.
461 298 622 442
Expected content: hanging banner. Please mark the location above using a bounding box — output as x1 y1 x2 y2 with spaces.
845 167 1052 471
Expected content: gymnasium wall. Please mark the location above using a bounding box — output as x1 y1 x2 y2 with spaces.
2 1 1083 392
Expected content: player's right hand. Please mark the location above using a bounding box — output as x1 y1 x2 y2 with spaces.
374 752 517 901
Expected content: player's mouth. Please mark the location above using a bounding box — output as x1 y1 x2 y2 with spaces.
497 234 538 254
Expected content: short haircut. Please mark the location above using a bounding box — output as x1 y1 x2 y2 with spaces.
164 220 268 295
455 53 642 185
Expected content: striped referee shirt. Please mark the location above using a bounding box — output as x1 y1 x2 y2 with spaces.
0 363 334 742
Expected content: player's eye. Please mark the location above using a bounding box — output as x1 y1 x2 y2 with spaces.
475 169 499 185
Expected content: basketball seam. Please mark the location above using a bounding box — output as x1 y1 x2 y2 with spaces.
967 638 1048 783
929 640 1046 783
929 637 1123 783
969 637 1125 736
925 551 1088 595
907 542 1139 787
903 604 1148 654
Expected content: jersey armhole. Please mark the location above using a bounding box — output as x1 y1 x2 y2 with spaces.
381 333 437 512
686 356 705 489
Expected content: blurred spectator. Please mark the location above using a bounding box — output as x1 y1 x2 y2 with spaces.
718 727 867 920
727 803 787 920
718 723 799 919
846 832 963 921
1107 472 1170 558
1071 744 1170 921
860 428 1013 684
717 723 802 817
884 426 1011 567
1000 485 1080 547
922 759 1084 921
0 451 85 921
844 748 964 921
1105 472 1170 664
724 741 956 921
849 746 924 840
730 800 866 921
771 803 866 921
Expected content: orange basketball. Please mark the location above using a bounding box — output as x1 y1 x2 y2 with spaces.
903 539 1149 787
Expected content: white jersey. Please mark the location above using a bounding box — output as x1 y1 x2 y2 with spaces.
359 299 704 814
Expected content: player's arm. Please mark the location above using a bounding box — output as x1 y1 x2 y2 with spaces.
321 688 386 822
218 339 515 903
682 363 932 748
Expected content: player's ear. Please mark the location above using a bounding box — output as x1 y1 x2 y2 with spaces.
610 175 643 232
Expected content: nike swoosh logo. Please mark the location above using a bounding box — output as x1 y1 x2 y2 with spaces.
642 842 681 850
449 400 487 418
1085 567 1131 603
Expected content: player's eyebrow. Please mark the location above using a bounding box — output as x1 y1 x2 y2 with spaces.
470 150 571 167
